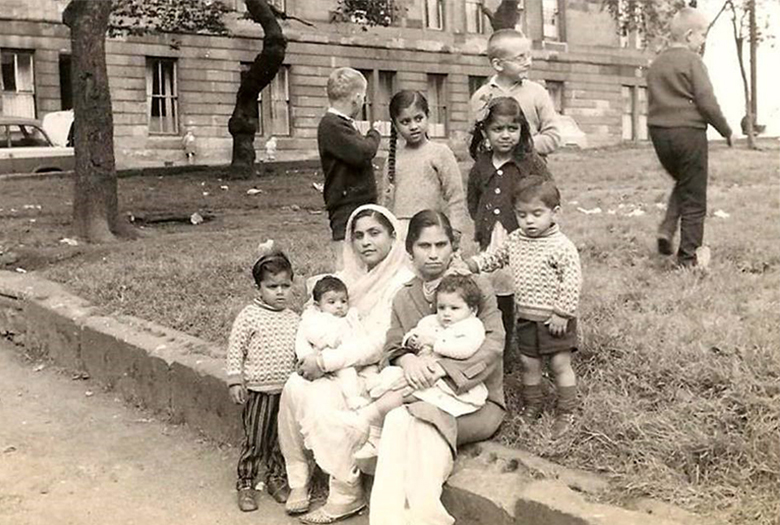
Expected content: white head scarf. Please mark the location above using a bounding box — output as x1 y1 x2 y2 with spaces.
340 205 414 320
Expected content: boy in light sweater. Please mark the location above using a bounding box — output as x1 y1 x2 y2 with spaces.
469 29 561 156
647 7 733 268
466 176 581 439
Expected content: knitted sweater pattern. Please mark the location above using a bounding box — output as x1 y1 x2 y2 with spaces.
382 141 469 234
647 47 732 138
226 300 300 393
474 224 581 320
317 112 381 212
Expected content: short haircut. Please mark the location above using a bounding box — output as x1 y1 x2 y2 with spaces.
513 175 561 209
252 251 293 286
312 275 348 302
669 8 708 42
487 29 529 60
436 274 482 312
326 67 367 102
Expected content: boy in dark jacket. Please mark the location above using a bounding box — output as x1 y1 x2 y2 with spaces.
647 7 733 268
318 67 381 269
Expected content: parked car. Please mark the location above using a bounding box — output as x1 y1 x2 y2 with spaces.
0 115 75 175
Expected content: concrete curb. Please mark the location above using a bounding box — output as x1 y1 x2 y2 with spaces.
0 271 704 525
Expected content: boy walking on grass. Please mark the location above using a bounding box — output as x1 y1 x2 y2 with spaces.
648 7 733 269
318 67 381 269
469 29 561 156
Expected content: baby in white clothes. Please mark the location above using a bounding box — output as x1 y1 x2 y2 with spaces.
295 275 369 410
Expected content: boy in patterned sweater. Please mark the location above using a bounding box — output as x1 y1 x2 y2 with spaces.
466 175 581 438
226 250 299 512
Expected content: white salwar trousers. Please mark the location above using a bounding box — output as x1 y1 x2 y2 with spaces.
370 407 455 525
278 373 363 506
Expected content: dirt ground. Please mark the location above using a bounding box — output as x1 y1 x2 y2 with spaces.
0 339 367 525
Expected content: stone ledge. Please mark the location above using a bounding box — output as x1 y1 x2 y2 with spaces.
0 270 706 525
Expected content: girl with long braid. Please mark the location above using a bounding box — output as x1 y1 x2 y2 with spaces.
379 90 469 239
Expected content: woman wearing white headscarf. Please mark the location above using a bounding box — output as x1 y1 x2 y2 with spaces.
278 205 414 523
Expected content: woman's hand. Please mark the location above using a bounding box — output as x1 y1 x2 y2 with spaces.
399 354 439 390
229 384 247 405
298 354 325 381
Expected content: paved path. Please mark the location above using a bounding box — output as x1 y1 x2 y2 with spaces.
0 339 368 525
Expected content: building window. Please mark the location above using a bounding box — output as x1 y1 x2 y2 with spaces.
356 69 396 136
239 62 264 136
146 58 178 134
269 65 291 136
1 50 36 118
239 63 291 137
546 80 564 114
426 73 448 137
542 0 563 41
424 0 444 30
622 85 647 141
59 54 72 111
465 0 488 34
468 75 487 98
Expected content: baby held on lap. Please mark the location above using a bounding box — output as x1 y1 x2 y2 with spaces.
295 275 374 410
342 274 488 459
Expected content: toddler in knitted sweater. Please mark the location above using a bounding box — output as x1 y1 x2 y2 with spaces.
295 275 371 410
226 250 299 511
466 175 582 439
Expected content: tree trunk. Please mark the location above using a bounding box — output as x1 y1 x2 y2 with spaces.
63 0 119 242
748 0 757 119
729 4 755 149
228 0 287 178
482 0 521 32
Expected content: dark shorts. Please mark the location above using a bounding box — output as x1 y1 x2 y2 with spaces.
328 203 364 241
515 317 578 357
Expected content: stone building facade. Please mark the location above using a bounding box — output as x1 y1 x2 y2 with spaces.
0 0 650 168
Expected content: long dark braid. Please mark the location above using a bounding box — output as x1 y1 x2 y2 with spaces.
388 90 430 188
387 125 398 186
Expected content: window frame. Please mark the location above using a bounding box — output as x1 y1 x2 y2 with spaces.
465 0 488 34
424 0 445 31
541 0 566 42
426 73 448 138
146 57 179 135
1 49 36 118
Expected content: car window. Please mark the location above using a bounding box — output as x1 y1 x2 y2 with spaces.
0 126 9 148
10 125 51 148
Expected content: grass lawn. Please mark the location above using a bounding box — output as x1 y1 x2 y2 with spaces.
2 141 778 523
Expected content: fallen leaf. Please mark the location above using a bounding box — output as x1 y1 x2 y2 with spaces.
577 207 602 215
714 209 730 219
85 391 94 397
60 238 79 246
246 188 264 195
15 268 26 274
220 185 229 190
626 209 646 217
190 212 204 225
33 364 45 372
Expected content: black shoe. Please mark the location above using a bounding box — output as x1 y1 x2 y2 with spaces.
552 412 576 439
657 237 674 256
519 404 543 426
266 476 290 504
237 488 258 512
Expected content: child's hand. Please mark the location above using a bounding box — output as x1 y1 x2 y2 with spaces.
406 334 423 352
545 314 569 337
416 332 437 349
229 384 247 405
